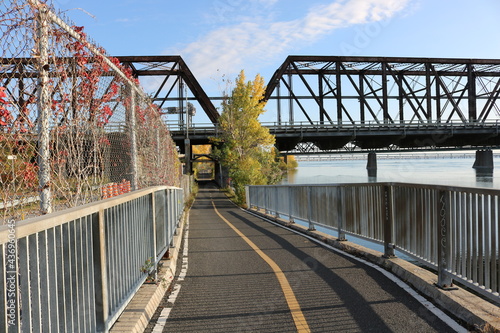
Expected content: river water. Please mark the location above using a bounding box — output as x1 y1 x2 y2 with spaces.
281 152 500 189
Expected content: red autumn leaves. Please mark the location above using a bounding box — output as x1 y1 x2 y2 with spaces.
0 87 12 127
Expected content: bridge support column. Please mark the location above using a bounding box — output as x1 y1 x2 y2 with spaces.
473 149 494 170
366 152 377 178
184 138 192 175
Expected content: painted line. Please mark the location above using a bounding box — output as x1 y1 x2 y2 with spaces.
178 227 189 281
166 284 182 303
152 308 172 333
244 209 467 333
212 201 311 333
151 220 190 333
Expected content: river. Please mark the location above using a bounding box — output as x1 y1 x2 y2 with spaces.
281 152 500 189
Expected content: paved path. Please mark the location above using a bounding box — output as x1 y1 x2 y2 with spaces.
145 183 460 332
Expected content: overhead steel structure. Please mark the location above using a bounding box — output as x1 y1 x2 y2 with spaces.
118 55 219 124
264 55 500 151
265 55 500 124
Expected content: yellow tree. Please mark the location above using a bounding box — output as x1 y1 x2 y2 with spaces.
213 70 284 202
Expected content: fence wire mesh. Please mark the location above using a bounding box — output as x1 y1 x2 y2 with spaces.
1 0 181 222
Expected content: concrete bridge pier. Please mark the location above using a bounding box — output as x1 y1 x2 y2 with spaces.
473 149 494 179
367 152 377 178
473 149 494 170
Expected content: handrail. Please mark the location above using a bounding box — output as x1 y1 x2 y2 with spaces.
166 120 500 134
0 186 184 332
246 182 500 303
0 186 179 242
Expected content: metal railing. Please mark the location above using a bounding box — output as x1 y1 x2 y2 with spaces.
0 186 184 332
246 183 500 303
166 119 500 135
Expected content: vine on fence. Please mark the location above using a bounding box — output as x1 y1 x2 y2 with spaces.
1 0 182 222
0 87 12 126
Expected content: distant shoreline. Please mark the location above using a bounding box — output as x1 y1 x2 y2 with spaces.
295 152 500 162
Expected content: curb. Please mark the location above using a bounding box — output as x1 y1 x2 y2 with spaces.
109 214 187 333
249 210 500 332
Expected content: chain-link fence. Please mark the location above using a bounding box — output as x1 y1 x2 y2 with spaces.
1 0 181 222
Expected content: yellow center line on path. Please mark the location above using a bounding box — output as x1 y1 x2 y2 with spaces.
211 201 311 333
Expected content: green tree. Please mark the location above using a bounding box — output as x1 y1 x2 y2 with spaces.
213 70 284 203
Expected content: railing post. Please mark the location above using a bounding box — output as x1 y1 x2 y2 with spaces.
151 192 158 267
337 186 346 241
169 189 175 248
274 187 279 218
383 185 395 258
288 186 294 223
307 187 315 231
173 190 179 236
264 188 269 215
437 190 456 289
245 186 250 209
93 210 109 332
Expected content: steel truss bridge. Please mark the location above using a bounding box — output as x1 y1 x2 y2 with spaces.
120 55 500 154
4 55 500 154
264 56 500 152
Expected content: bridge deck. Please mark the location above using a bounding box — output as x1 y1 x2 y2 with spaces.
146 183 460 332
170 121 500 153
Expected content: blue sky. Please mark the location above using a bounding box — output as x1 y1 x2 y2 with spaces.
53 0 500 122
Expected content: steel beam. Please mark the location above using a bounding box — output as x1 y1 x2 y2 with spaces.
117 56 219 124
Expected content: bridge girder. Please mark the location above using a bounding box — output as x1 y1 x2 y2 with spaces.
0 56 221 127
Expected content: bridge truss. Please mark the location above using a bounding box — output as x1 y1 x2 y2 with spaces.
118 56 220 124
266 55 500 124
264 56 500 151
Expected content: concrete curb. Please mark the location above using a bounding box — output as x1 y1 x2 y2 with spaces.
249 210 500 332
109 213 187 333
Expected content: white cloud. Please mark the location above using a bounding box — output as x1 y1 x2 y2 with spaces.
169 0 413 81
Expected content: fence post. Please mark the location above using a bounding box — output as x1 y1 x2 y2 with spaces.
264 188 269 215
274 187 279 218
151 192 157 267
93 210 109 332
129 86 138 190
155 127 161 172
168 189 174 248
437 190 455 289
36 5 52 214
383 185 395 258
173 190 179 237
245 186 251 209
307 186 315 231
288 186 294 223
337 186 346 241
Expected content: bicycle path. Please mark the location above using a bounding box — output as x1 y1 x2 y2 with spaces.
145 182 461 332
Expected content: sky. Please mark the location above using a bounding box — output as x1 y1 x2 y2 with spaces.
52 0 500 123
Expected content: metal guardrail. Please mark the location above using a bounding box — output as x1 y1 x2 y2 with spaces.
246 183 500 303
166 120 500 135
0 186 184 332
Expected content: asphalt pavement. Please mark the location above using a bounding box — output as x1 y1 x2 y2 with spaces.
144 182 460 332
